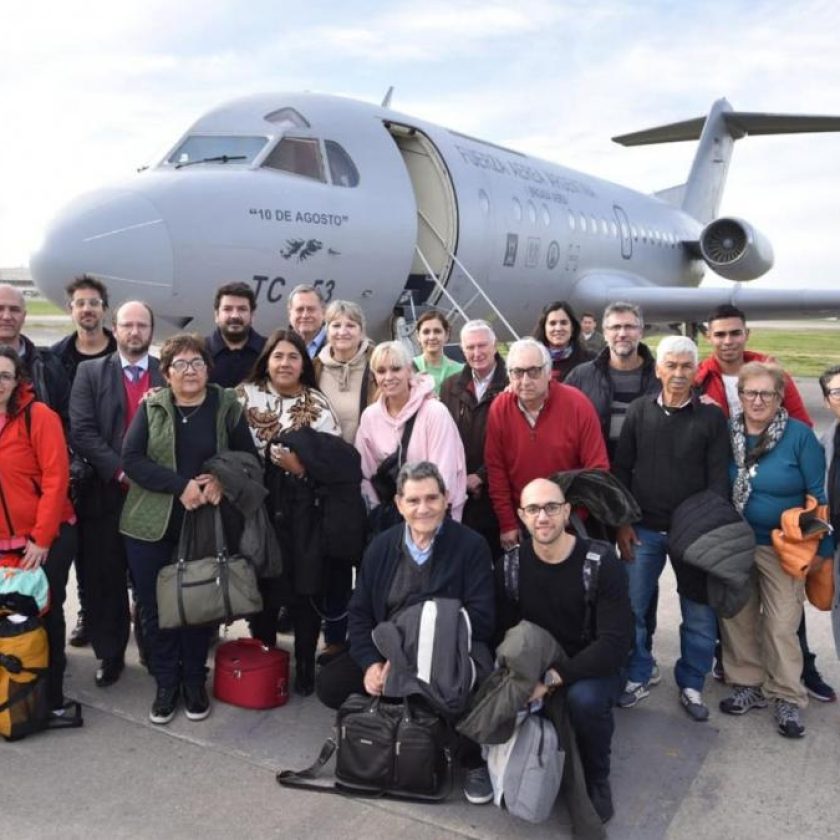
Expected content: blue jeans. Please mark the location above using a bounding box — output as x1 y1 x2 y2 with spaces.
626 527 717 691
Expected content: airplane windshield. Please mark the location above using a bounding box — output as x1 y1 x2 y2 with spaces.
166 135 267 167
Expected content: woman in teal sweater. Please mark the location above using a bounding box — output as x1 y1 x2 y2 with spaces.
719 361 831 740
412 310 463 395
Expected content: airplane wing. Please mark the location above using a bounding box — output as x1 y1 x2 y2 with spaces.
571 273 840 323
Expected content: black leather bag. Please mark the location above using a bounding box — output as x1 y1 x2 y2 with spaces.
277 694 453 801
367 414 417 536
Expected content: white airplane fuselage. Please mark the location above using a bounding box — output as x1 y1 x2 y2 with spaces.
30 92 838 337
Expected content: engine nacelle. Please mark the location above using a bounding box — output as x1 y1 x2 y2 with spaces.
699 217 774 281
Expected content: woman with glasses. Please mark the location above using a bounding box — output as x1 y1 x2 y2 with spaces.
121 334 256 725
0 347 76 717
719 361 831 739
819 365 840 662
355 341 467 524
532 300 593 383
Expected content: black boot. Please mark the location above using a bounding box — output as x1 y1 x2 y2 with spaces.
295 659 315 696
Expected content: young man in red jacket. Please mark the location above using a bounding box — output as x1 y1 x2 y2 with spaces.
695 304 834 703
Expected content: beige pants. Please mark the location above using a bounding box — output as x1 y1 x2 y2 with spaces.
720 544 807 707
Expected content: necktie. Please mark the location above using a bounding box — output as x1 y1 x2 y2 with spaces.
126 365 143 383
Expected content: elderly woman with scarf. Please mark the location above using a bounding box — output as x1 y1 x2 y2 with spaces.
819 365 840 662
719 361 832 740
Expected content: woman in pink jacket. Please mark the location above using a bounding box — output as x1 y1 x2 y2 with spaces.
355 341 466 524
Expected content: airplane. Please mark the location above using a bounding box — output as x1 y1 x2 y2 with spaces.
29 92 840 341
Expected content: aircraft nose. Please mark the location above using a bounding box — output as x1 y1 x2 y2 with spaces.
30 188 174 305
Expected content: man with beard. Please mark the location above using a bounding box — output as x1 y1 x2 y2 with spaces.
70 301 164 687
52 276 117 382
51 276 118 647
205 283 266 387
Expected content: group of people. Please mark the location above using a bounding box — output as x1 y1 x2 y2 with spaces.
2 275 839 828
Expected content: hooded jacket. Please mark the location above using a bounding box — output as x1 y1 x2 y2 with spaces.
0 383 74 547
355 373 467 521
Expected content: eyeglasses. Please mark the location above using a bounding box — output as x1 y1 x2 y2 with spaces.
169 358 207 373
711 329 745 339
70 298 103 309
825 388 840 401
739 389 779 403
520 501 568 517
0 372 16 384
604 323 640 333
509 366 545 380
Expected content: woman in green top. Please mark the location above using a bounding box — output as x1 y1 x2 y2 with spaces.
412 310 464 395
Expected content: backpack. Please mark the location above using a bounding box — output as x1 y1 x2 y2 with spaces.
0 608 50 741
502 538 610 645
486 711 564 823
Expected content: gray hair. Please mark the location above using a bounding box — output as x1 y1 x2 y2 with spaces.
287 283 325 311
370 340 413 371
324 299 366 333
460 319 496 344
396 461 447 496
507 337 551 373
603 301 643 329
739 361 785 395
656 335 698 364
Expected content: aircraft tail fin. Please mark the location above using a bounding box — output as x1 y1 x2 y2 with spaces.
613 100 840 223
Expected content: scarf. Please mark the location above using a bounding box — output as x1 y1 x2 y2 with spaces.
730 407 788 514
549 345 573 362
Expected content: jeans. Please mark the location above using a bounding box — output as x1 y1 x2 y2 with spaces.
548 672 623 784
124 536 212 690
626 527 716 691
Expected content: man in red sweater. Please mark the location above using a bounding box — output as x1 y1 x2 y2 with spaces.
485 338 608 551
694 303 834 703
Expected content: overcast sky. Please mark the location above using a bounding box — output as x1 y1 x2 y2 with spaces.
2 0 839 290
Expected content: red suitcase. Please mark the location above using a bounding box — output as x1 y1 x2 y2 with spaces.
213 639 290 709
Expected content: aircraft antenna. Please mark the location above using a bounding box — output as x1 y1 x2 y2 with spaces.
381 86 394 108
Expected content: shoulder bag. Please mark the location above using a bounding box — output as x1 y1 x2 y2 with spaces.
157 508 263 629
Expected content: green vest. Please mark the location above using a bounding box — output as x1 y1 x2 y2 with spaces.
119 385 243 542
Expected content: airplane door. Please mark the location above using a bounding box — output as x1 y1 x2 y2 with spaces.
614 205 632 260
384 122 458 296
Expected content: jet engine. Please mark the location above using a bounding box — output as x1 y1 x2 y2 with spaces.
698 217 774 281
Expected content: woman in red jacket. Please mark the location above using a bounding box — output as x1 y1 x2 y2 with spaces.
0 347 76 714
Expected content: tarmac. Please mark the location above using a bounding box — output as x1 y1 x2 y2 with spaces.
7 322 840 840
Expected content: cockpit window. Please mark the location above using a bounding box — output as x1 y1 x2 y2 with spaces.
261 138 326 182
167 135 267 166
325 141 359 187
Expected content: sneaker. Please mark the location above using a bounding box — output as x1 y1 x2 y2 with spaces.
649 662 662 686
803 669 837 703
719 685 768 716
679 687 709 722
712 657 724 682
588 778 614 824
150 685 180 725
773 699 805 738
617 680 650 708
463 765 493 805
183 684 211 721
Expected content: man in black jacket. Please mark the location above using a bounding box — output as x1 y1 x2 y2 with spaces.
565 302 658 461
70 301 163 687
316 461 495 803
205 282 266 388
613 336 729 722
440 319 507 559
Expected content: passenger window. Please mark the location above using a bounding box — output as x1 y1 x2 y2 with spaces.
262 138 326 182
325 141 360 187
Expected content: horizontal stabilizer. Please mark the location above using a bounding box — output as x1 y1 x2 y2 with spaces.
653 184 686 207
613 110 840 146
571 273 840 323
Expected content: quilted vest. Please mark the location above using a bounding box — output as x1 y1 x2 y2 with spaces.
119 385 242 542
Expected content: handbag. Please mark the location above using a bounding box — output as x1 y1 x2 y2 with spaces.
156 509 263 629
277 694 453 801
367 414 417 536
771 495 832 579
213 638 290 709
